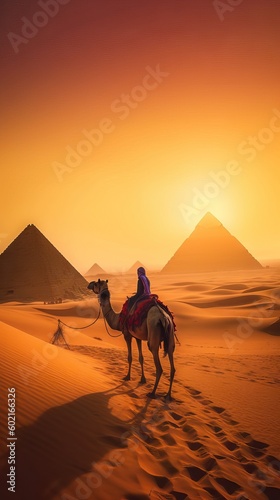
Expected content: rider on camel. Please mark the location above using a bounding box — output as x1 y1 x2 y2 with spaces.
128 267 151 309
120 267 176 334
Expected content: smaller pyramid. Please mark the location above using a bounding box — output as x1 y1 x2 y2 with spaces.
126 261 149 274
161 212 262 274
85 263 107 277
0 224 90 302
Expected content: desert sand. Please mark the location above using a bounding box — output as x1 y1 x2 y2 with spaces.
0 269 280 500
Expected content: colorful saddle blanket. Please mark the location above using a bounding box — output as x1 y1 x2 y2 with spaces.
119 294 176 332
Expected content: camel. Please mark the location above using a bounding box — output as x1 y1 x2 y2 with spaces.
87 279 176 399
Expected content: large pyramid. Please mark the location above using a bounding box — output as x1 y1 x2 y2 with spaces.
0 224 90 302
161 212 262 274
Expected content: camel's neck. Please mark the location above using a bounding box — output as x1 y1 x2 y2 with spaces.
101 295 121 331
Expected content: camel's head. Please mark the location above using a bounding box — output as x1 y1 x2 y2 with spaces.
87 279 109 302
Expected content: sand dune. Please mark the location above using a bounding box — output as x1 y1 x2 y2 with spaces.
0 270 280 499
187 294 264 308
215 284 249 291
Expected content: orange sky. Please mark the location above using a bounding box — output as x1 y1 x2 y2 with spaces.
1 0 280 272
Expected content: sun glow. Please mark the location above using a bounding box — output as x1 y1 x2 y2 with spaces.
1 1 280 271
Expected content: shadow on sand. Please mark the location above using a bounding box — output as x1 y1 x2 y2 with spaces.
0 387 135 499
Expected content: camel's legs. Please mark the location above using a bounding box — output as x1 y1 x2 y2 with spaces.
147 349 163 398
136 338 146 384
123 334 132 381
165 349 176 400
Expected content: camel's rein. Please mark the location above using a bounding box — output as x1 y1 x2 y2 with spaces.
56 290 122 338
57 305 101 330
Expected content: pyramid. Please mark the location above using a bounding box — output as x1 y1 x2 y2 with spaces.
161 212 262 274
126 261 149 274
85 263 107 277
0 224 90 302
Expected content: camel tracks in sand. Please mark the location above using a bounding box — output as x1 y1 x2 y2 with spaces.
121 380 280 499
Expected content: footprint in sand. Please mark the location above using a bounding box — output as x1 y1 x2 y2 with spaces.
189 388 202 397
226 418 239 426
182 423 198 440
130 393 141 399
240 439 269 459
214 477 242 495
248 439 269 450
157 421 171 432
242 462 259 474
223 439 238 451
153 475 173 489
207 423 222 433
162 433 177 446
265 454 280 469
211 405 226 414
170 411 184 421
187 440 204 451
184 465 207 481
215 430 226 439
202 457 218 471
199 400 213 408
239 431 251 439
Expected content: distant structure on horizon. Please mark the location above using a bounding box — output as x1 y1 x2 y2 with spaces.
161 212 263 274
0 224 90 303
85 262 107 277
126 261 149 274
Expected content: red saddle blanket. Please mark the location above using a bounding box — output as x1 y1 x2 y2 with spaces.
119 295 176 332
